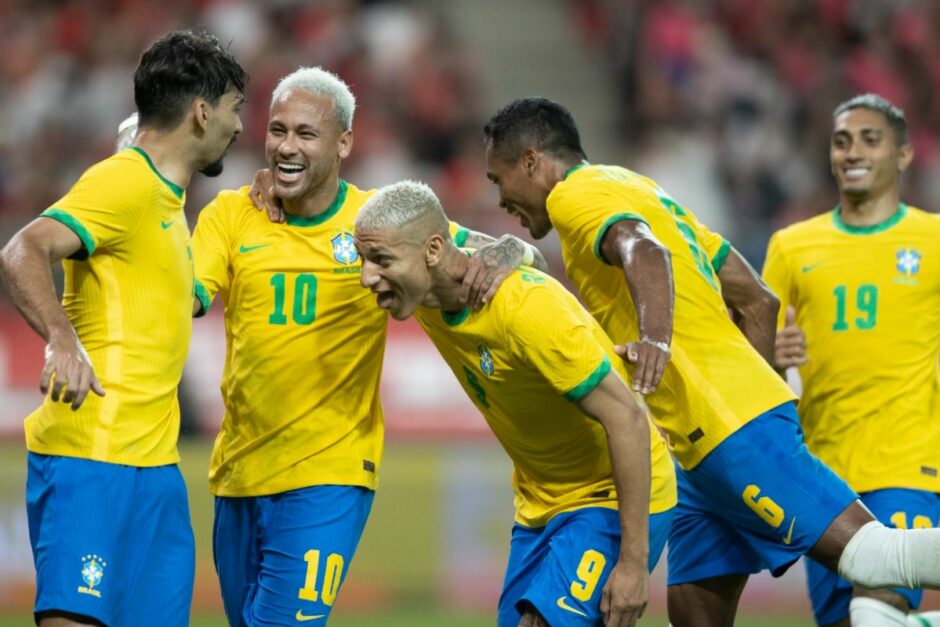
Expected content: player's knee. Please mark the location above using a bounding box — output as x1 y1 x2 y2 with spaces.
838 520 940 589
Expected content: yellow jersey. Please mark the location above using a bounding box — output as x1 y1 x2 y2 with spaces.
547 164 796 469
763 204 940 493
25 147 193 466
415 266 676 528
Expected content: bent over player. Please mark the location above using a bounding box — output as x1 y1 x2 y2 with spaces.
355 180 677 627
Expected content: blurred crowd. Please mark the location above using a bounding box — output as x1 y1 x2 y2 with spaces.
1 0 938 270
0 0 492 243
574 0 940 262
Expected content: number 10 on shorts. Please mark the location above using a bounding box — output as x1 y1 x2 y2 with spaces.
298 549 345 606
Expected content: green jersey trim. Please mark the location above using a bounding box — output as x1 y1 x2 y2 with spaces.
193 279 212 318
453 226 470 247
42 209 95 259
832 203 907 235
593 213 650 264
130 147 184 199
711 239 731 273
565 355 612 401
441 307 471 326
284 180 348 227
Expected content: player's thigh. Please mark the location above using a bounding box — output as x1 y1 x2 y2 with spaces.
27 454 160 626
120 464 195 627
683 402 858 575
667 467 763 587
213 495 263 626
506 508 624 627
498 523 546 627
249 485 375 625
648 507 674 572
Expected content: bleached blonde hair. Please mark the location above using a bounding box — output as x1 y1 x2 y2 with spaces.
355 180 450 239
271 66 356 130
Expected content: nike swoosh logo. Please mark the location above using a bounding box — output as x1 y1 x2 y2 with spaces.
801 263 824 273
781 516 797 545
160 220 174 230
239 243 272 254
556 596 588 617
295 610 325 622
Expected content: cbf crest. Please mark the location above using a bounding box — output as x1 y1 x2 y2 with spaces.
478 343 495 377
78 554 107 598
897 248 922 276
331 230 358 265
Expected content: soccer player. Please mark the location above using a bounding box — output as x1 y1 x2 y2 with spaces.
191 67 547 626
354 180 677 627
763 94 940 627
481 97 940 627
0 31 246 627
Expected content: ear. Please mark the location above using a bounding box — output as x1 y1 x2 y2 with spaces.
898 142 914 173
522 148 539 177
426 233 445 267
192 97 211 135
338 129 353 160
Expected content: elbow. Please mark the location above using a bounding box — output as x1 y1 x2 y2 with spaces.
760 288 781 320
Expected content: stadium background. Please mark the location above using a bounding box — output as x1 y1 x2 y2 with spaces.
0 0 938 624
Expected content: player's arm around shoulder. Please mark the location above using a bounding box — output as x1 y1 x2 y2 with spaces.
600 218 673 395
456 228 549 310
575 370 651 627
0 217 105 409
716 245 780 365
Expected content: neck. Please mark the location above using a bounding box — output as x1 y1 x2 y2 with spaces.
839 190 901 226
551 156 585 187
134 128 199 190
282 175 341 218
425 244 470 312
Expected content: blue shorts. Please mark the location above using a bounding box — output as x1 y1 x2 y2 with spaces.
213 484 375 626
26 452 195 627
667 402 858 586
805 488 940 625
497 506 674 627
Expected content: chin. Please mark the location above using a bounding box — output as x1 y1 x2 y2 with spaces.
199 157 225 178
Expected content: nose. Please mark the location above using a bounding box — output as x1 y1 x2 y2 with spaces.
234 114 243 136
360 259 379 289
277 132 298 158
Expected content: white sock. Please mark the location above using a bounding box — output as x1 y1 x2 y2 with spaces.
910 611 940 627
839 520 940 588
851 597 907 626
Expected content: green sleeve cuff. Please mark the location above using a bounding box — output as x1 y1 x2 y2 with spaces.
453 226 470 247
593 213 649 264
42 208 95 259
564 355 612 402
712 239 731 273
194 279 212 318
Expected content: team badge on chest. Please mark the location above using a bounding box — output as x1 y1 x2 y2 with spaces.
332 231 358 265
478 343 495 377
896 248 921 276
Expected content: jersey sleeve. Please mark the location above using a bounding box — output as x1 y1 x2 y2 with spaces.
761 233 793 328
500 279 611 401
192 193 235 316
41 159 149 258
698 223 731 274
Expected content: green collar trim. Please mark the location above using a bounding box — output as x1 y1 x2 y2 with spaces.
130 147 184 199
441 307 471 326
563 162 590 180
284 180 348 227
832 203 907 235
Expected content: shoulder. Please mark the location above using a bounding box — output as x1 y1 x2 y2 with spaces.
903 205 940 229
341 181 376 209
771 211 833 247
202 186 255 218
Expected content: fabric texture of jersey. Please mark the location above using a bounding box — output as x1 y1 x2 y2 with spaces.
804 487 940 625
27 452 194 626
763 205 940 494
193 182 391 496
415 266 676 528
213 485 374 626
547 164 795 469
497 507 673 627
25 147 192 466
665 402 858 586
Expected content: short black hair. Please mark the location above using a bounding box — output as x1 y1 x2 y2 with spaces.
484 97 587 162
833 93 908 145
134 30 248 131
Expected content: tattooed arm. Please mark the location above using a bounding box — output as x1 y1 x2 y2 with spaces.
461 230 549 272
458 230 550 309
